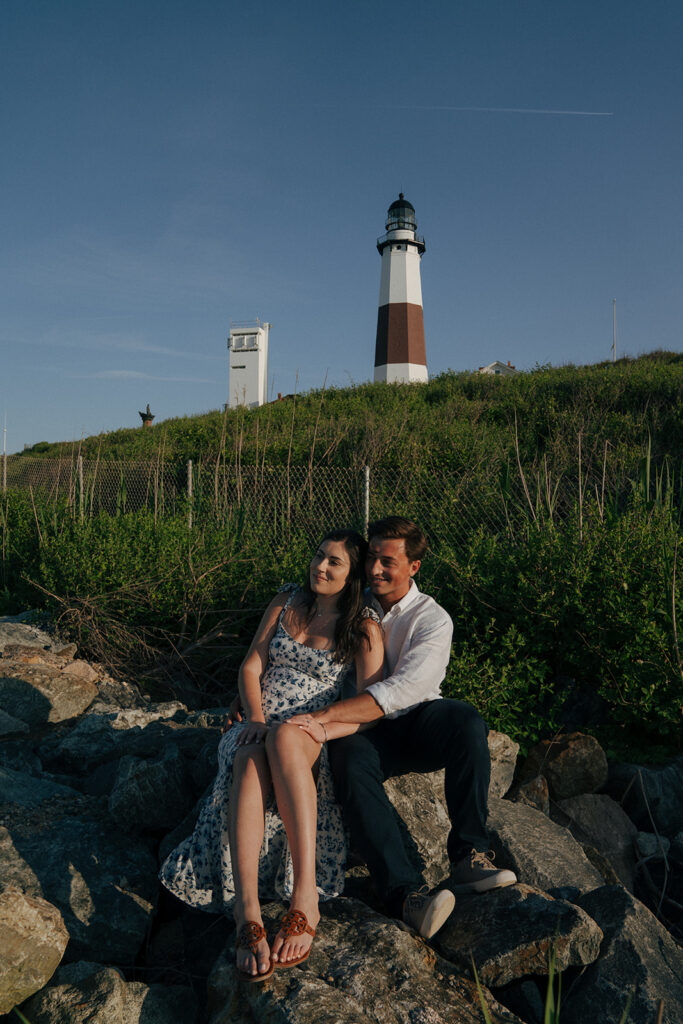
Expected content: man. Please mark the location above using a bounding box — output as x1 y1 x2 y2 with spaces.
309 516 516 939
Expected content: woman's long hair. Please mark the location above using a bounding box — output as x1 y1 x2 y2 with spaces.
300 528 370 664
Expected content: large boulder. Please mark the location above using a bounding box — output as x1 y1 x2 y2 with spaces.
0 887 69 1014
0 814 157 964
605 758 683 838
0 616 56 654
207 898 526 1023
39 705 225 776
518 732 608 799
551 793 638 891
0 659 98 727
487 797 605 896
22 961 198 1024
383 773 452 889
510 774 550 815
562 886 683 1024
435 883 602 987
108 744 195 832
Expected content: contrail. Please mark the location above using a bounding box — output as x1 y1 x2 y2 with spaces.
374 104 613 117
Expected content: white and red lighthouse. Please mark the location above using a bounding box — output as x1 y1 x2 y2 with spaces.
374 193 428 384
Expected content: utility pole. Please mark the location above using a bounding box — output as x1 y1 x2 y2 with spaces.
612 299 617 362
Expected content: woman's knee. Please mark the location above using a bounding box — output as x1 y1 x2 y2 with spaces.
232 744 269 780
265 721 304 758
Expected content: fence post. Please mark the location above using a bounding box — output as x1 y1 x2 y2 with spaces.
363 465 370 536
2 450 5 494
77 455 84 522
187 459 193 531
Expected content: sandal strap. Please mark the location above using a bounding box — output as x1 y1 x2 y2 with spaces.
280 909 315 939
236 920 267 955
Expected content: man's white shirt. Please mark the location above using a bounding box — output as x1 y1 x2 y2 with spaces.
365 580 453 718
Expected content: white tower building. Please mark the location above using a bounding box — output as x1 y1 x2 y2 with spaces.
374 194 428 384
227 320 270 409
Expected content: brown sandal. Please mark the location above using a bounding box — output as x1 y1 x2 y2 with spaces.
236 920 274 982
273 909 316 968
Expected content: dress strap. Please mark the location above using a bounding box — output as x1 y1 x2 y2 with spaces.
277 583 301 619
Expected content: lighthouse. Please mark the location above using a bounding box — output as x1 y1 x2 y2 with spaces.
374 194 428 384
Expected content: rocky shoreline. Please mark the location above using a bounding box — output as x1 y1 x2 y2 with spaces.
1 617 681 1023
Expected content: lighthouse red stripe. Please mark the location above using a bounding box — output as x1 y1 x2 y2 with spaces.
374 303 427 368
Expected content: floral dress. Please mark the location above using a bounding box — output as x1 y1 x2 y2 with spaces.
159 586 376 912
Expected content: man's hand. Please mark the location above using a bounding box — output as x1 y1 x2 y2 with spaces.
222 694 244 734
285 714 327 744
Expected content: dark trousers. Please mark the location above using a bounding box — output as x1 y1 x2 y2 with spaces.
328 699 490 916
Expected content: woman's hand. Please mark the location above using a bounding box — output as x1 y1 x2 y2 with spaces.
236 721 269 746
286 713 328 745
222 695 244 734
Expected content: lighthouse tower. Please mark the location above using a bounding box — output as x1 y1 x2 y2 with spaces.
374 194 428 384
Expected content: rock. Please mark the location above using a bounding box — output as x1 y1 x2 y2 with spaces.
435 883 602 986
0 618 56 654
487 798 605 895
510 775 550 815
0 887 69 1014
108 744 194 832
0 662 98 727
671 831 683 864
634 831 670 860
22 960 198 1023
518 732 608 799
552 794 638 890
0 707 30 737
563 886 683 1024
0 816 157 964
0 740 42 776
383 773 452 889
606 758 683 837
39 706 218 775
488 730 519 798
0 765 90 820
60 659 99 685
207 898 526 1023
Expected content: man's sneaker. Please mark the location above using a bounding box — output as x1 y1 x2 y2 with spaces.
448 849 517 894
402 886 455 939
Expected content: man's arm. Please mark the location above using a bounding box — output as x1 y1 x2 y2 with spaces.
364 613 453 718
310 690 386 727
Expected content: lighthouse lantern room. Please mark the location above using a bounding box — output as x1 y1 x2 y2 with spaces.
374 194 428 384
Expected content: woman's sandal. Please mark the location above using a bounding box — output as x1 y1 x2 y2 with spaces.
273 909 316 968
236 921 274 982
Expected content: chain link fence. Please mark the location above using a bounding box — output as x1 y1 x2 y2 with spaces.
2 452 627 557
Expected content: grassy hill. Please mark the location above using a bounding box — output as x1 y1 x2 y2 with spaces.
21 351 683 478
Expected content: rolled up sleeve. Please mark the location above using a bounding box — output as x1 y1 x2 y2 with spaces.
366 614 453 717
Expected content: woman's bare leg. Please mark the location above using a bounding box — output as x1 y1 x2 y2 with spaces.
265 723 321 963
228 744 273 977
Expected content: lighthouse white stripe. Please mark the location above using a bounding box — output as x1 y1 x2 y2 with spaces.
374 362 429 384
379 248 424 307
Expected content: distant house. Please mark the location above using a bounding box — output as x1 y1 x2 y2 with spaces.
477 360 518 376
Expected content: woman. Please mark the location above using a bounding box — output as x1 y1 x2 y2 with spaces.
159 529 384 981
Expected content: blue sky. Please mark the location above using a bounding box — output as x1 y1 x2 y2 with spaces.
2 0 681 452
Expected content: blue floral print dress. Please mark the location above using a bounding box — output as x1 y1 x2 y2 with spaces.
160 586 377 912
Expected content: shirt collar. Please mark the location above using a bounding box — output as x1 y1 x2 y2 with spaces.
367 578 421 620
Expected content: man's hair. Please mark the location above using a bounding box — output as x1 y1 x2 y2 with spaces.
367 516 428 562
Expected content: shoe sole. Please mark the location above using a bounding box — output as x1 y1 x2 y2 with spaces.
449 873 517 895
414 889 456 939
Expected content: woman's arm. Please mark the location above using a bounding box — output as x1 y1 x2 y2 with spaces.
233 591 289 743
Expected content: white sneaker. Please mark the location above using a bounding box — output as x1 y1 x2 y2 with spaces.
402 886 455 938
449 849 517 894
